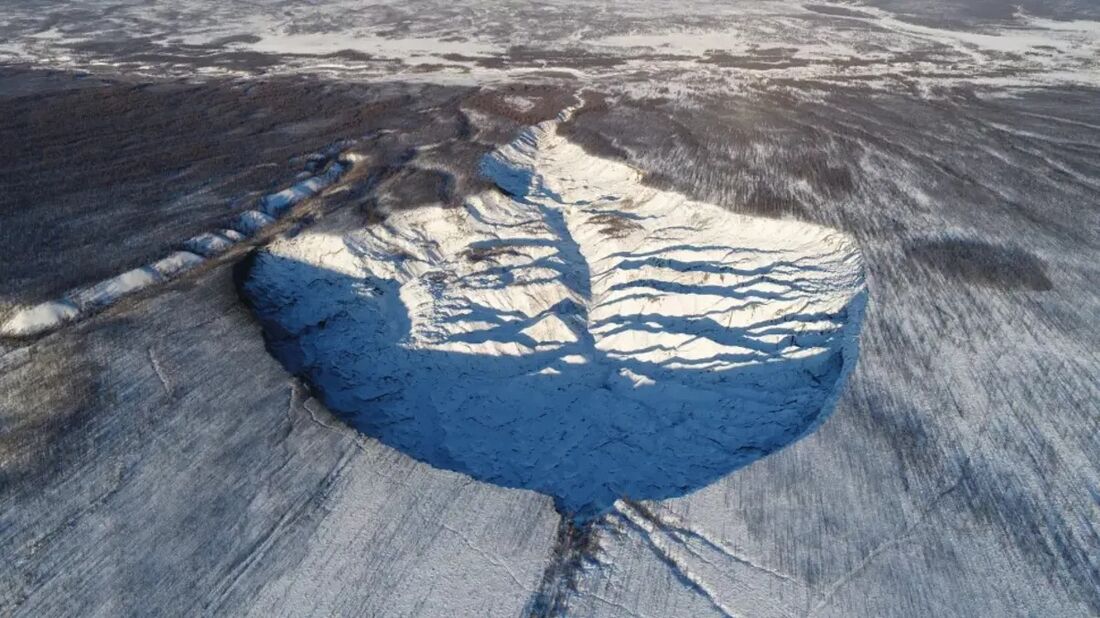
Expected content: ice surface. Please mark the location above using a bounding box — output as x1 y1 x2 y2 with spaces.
244 109 866 519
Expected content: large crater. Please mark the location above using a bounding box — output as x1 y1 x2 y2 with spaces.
241 109 867 520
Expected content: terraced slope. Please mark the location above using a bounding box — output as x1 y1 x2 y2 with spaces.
242 109 866 519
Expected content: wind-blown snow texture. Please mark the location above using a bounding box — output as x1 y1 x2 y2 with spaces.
243 109 865 518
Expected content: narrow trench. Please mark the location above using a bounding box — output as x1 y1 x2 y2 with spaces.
524 518 599 617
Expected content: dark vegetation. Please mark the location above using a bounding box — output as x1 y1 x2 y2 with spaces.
442 46 626 71
803 4 876 19
867 0 1100 22
700 52 815 71
64 38 293 73
0 71 576 327
0 72 451 311
587 211 643 239
0 339 99 494
568 91 862 220
905 238 1053 291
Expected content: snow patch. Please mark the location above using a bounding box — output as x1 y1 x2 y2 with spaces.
69 267 162 311
150 251 206 278
260 162 346 218
184 232 237 257
219 229 246 242
0 301 80 338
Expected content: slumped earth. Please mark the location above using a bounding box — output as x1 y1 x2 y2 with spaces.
242 108 865 519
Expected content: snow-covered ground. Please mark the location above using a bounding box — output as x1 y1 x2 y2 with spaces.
1 1 1098 91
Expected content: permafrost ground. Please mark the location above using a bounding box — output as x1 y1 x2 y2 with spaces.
3 1 1100 616
243 108 866 519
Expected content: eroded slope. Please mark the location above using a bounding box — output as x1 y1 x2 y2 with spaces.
242 109 866 519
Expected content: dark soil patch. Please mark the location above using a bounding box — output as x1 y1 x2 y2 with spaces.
804 4 877 19
905 238 1053 291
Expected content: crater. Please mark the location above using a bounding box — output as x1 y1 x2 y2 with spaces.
241 110 867 520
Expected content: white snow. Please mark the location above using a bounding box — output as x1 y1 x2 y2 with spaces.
0 263 204 338
0 301 80 338
219 228 246 242
150 251 206 278
245 108 866 518
2 0 1097 91
233 210 277 236
184 232 237 257
247 32 498 60
259 162 345 218
69 266 162 311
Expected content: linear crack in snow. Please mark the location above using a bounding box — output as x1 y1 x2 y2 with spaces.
805 468 970 617
407 497 534 594
440 520 533 593
301 398 344 432
614 505 739 618
148 347 172 395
